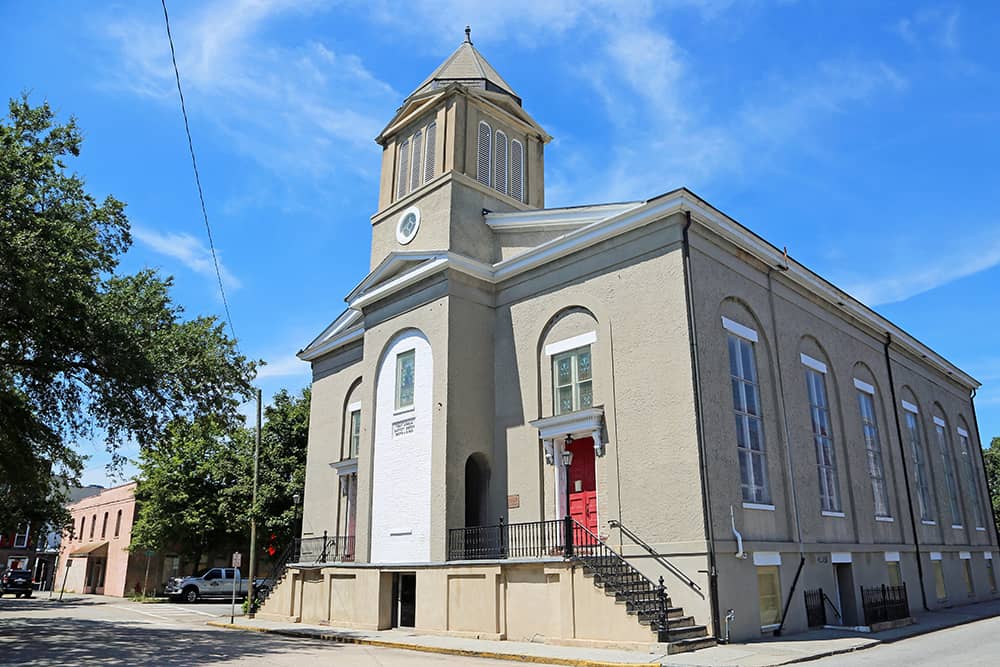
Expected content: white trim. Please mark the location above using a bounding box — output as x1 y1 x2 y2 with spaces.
957 427 970 437
884 551 901 562
875 516 895 523
933 416 947 428
743 502 775 512
902 400 919 414
722 317 758 343
330 458 358 475
761 623 781 632
985 552 993 560
976 527 987 532
800 354 828 374
930 551 943 561
486 202 643 232
822 511 846 518
753 552 781 566
922 520 937 526
952 524 964 530
960 551 972 560
832 552 852 564
348 402 362 413
544 331 597 357
853 378 876 395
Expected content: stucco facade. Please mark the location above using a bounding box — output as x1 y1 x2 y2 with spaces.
282 36 996 646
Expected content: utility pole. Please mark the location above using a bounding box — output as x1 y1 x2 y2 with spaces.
247 388 262 618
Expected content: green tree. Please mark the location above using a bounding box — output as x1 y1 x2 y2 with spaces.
0 96 256 534
983 437 1000 536
130 388 309 574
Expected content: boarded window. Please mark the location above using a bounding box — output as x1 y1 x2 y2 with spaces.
397 139 410 200
423 122 436 183
477 121 491 186
757 566 782 627
510 139 524 202
494 130 508 195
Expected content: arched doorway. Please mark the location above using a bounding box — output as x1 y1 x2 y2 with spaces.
465 454 491 528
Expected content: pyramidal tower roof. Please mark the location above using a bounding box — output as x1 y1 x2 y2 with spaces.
407 27 521 105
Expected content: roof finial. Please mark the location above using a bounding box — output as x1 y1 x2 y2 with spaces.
465 25 472 44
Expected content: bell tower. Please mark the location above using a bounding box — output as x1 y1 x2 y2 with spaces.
369 29 552 268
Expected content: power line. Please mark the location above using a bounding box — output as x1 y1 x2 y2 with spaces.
160 0 240 351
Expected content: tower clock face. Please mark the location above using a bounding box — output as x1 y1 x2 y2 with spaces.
396 206 421 245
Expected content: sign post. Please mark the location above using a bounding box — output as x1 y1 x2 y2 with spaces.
58 559 72 601
231 552 242 624
143 550 154 598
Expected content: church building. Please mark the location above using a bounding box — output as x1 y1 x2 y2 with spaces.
258 33 997 650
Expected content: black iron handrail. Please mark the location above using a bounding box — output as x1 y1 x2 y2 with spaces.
861 583 909 626
822 590 842 622
569 518 671 642
447 518 565 560
608 519 704 598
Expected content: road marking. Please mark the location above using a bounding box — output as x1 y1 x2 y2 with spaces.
161 604 218 617
110 604 171 621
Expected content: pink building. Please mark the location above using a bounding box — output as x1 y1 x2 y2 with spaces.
55 482 162 597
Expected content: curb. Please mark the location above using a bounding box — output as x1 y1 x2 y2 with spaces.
206 622 662 667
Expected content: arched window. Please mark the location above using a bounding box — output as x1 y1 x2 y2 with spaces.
423 122 436 183
494 130 508 195
477 121 492 186
956 421 986 529
79 516 85 541
90 514 96 539
396 139 410 200
510 139 524 202
101 512 108 539
114 509 123 538
410 130 423 193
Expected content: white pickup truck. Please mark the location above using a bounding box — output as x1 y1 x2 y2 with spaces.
165 567 269 603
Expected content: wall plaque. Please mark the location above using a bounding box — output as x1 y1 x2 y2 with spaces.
507 494 520 509
392 418 415 437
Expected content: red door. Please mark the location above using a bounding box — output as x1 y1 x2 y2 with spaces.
567 437 598 535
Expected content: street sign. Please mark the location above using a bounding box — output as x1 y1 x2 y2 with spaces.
145 550 155 558
232 552 242 568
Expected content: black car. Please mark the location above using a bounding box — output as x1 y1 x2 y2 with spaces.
0 569 33 598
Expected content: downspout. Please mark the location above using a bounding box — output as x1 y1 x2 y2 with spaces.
766 264 806 637
884 333 929 610
969 389 1000 549
681 210 721 639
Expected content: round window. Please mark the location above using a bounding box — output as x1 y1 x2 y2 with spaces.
396 206 420 245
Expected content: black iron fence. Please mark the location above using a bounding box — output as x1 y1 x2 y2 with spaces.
804 588 826 627
861 583 909 626
296 533 355 563
447 518 566 560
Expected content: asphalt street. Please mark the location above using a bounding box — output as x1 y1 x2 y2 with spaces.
0 595 515 666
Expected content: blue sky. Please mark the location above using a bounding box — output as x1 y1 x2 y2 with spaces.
3 1 999 486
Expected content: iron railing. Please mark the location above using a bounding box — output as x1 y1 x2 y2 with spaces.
861 583 909 626
447 518 565 560
608 519 704 597
804 588 827 627
297 533 356 564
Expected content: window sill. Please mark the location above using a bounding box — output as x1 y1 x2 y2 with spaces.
875 516 895 523
743 502 775 511
922 520 937 526
976 527 987 532
822 511 846 518
393 407 415 417
761 623 781 633
952 525 965 530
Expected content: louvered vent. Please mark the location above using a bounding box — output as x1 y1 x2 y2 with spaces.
410 130 423 193
423 122 436 184
510 140 524 202
477 121 491 186
494 131 508 195
397 139 410 200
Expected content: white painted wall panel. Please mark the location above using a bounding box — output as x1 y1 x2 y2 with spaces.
370 331 433 563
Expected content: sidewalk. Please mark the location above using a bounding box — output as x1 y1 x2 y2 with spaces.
207 598 1000 667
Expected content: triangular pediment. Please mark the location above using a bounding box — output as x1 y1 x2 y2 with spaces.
344 251 450 304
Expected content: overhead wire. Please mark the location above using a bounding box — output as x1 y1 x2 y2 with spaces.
160 0 241 353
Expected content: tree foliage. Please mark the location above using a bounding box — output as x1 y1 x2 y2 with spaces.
983 437 1000 536
131 388 309 574
0 96 256 534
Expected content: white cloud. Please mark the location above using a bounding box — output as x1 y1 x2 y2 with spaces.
894 7 961 51
102 0 397 182
842 231 1000 306
256 354 309 379
133 226 242 290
